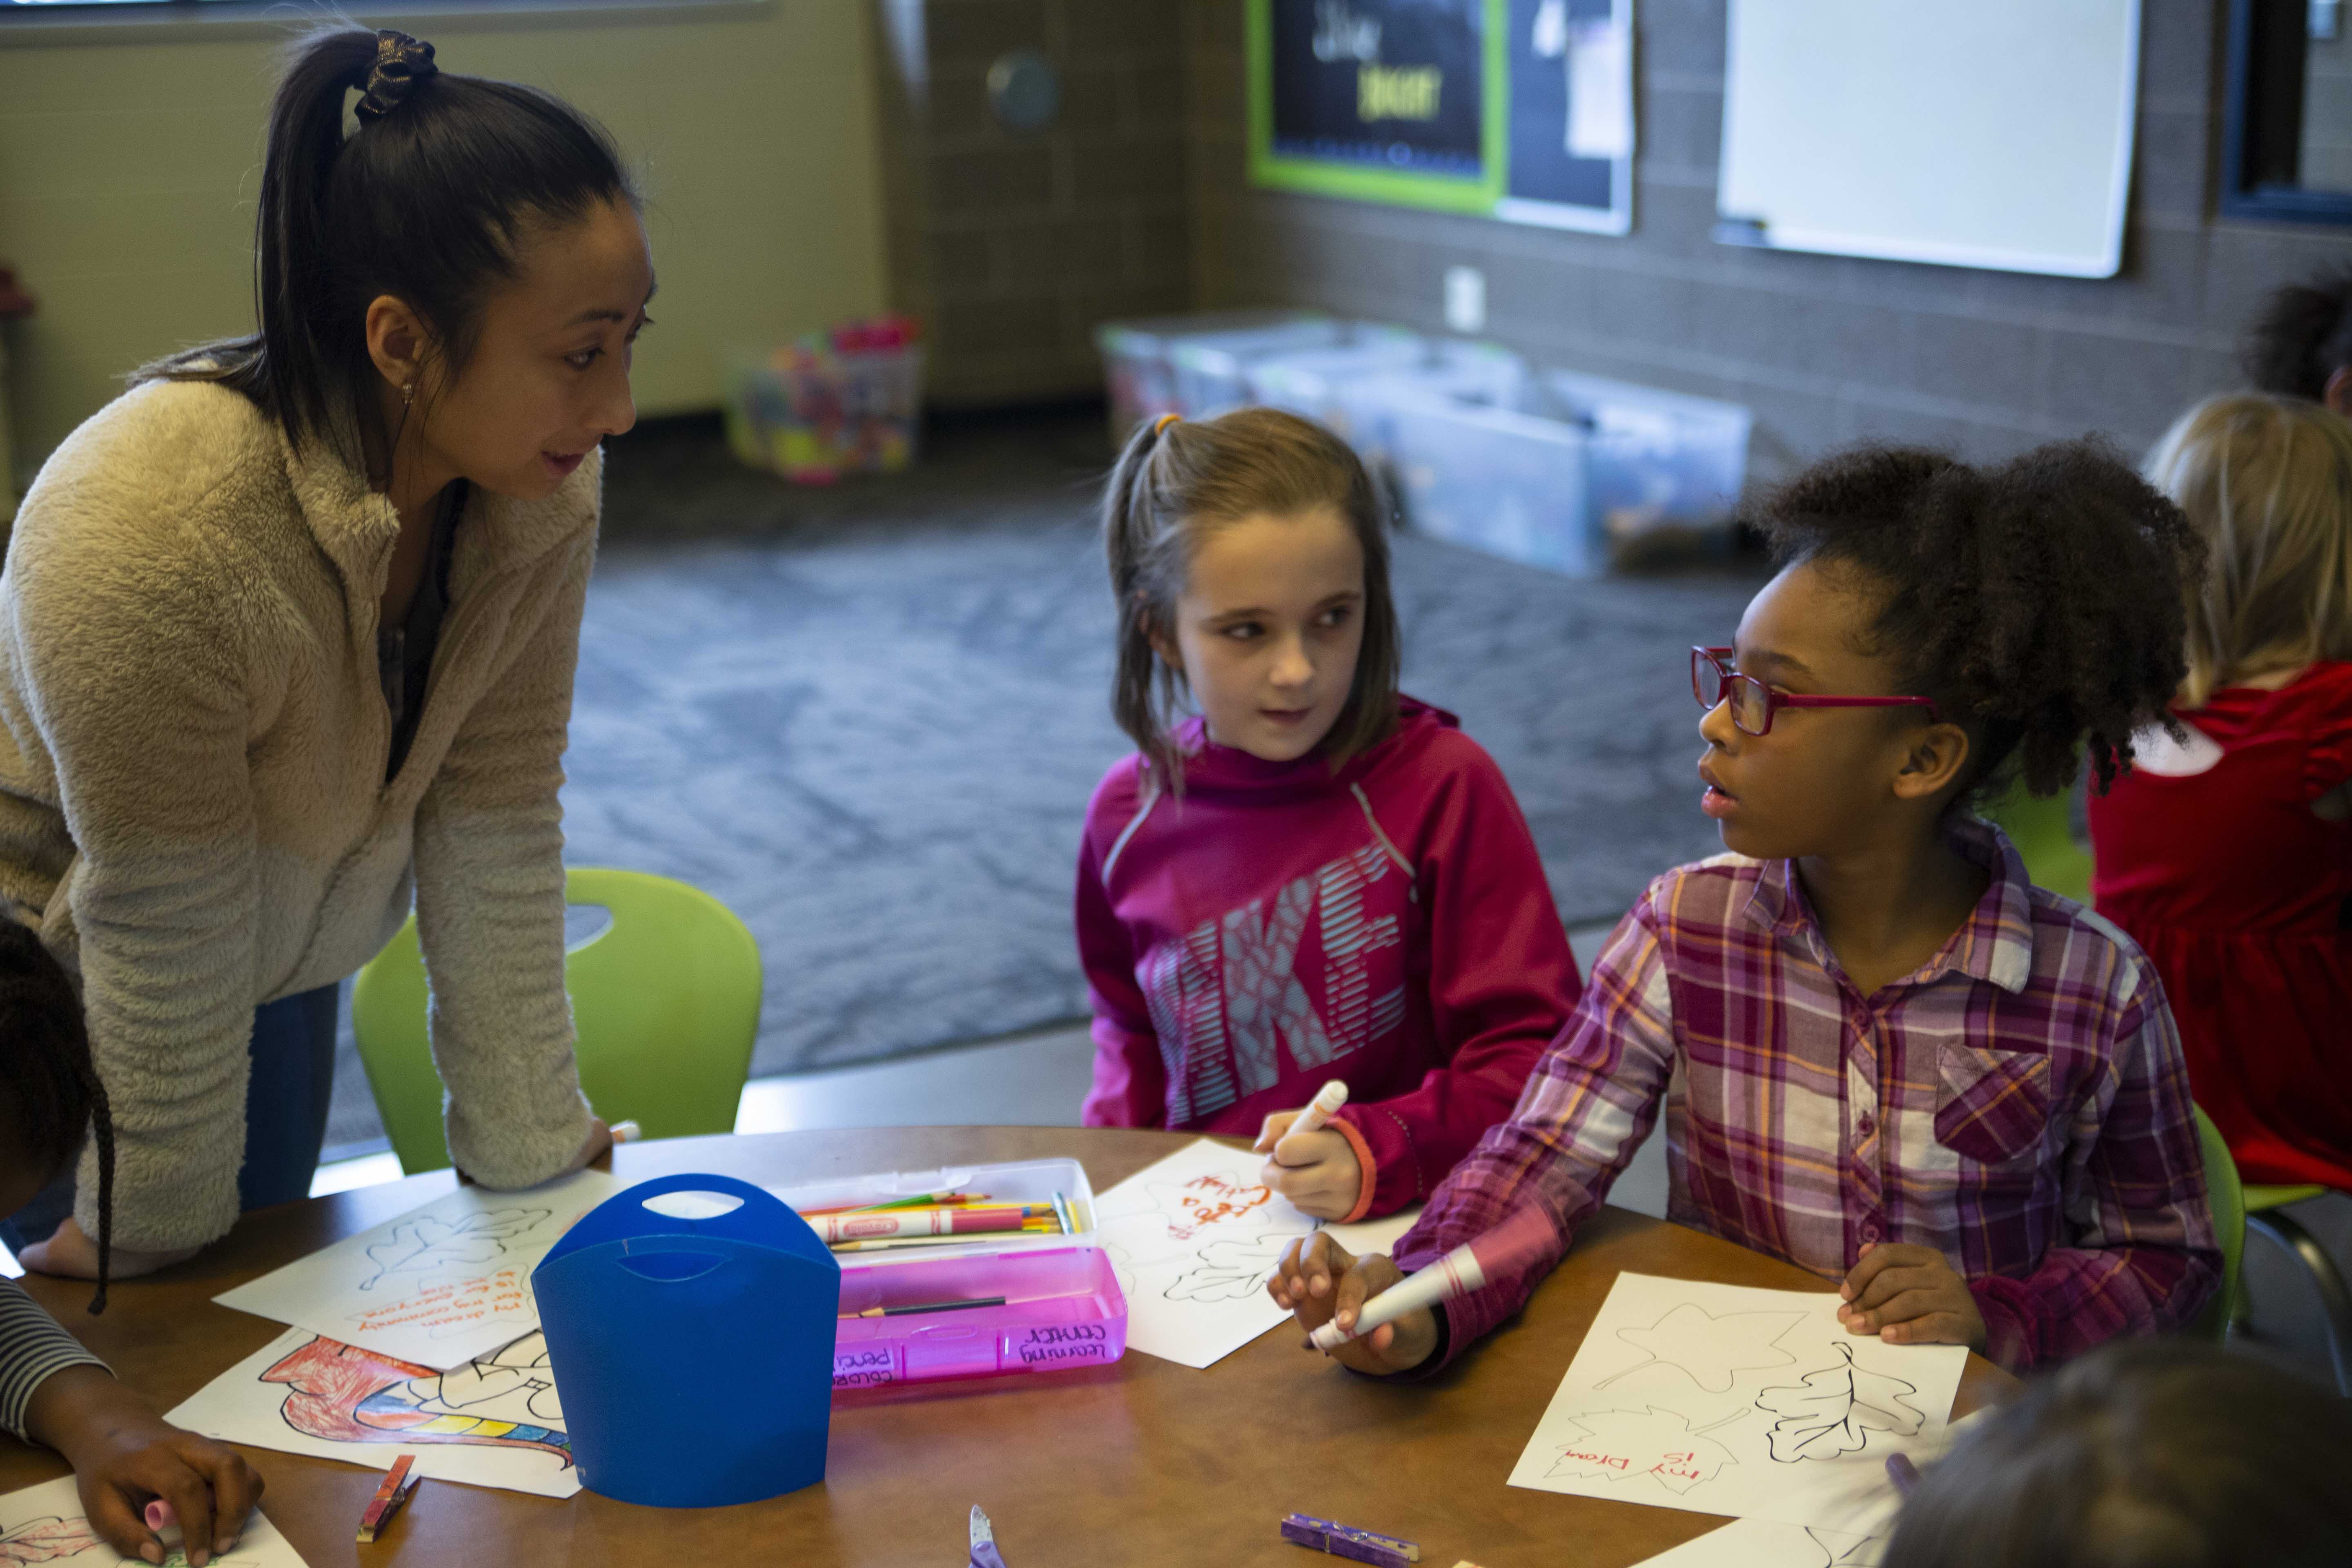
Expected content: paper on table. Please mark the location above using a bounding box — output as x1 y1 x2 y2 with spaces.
1630 1519 1885 1567
214 1169 618 1369
0 1473 309 1568
1091 1138 1427 1370
1626 1407 1995 1566
1509 1272 1968 1535
167 1325 581 1499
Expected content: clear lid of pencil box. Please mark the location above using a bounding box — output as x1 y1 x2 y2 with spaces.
764 1158 1122 1391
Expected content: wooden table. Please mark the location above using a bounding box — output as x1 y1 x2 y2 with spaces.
1 1129 2016 1566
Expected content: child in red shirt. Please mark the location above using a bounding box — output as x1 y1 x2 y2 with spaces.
2089 393 2352 1189
1076 408 1581 1221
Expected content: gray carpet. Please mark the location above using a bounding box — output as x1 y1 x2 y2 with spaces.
325 410 1762 1149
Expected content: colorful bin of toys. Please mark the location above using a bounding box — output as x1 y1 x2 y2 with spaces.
724 316 924 484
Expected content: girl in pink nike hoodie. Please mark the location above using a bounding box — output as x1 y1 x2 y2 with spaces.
1076 408 1582 1222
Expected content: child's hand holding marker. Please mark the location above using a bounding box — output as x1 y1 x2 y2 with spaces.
1253 1080 1363 1221
1837 1242 1989 1352
1266 1234 1437 1375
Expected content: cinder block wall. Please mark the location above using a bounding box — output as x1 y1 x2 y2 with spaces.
1180 0 2352 480
877 0 1195 406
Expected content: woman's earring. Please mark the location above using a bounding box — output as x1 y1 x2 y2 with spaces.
401 382 416 408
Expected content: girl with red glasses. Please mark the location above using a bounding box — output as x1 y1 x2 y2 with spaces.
1273 441 2220 1383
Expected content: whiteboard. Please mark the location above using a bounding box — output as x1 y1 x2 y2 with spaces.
1716 0 2141 278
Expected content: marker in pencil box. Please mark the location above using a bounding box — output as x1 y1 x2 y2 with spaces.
833 1228 1054 1254
1279 1512 1420 1566
1307 1205 1556 1352
798 1189 978 1217
814 1207 1036 1245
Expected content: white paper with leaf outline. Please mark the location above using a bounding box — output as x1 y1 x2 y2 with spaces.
1092 1138 1421 1369
212 1170 619 1370
0 1473 309 1568
1509 1272 1967 1533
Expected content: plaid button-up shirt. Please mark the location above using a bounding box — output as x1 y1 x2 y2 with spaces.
1394 821 2218 1374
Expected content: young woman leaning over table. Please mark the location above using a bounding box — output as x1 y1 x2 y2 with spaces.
0 27 651 1277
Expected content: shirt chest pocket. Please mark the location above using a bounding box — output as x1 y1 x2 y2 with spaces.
1933 1042 2052 1171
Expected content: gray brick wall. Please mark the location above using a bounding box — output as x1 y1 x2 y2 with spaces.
1179 0 2352 480
875 0 1194 405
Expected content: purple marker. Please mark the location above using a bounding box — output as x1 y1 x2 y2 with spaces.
1885 1453 1922 1495
968 1504 1010 1568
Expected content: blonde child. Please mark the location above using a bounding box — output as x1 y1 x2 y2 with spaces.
2088 394 2352 1189
1077 409 1581 1221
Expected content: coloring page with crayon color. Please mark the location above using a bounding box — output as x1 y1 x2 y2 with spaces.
1508 1272 1967 1535
167 1325 581 1499
214 1169 618 1369
1091 1140 1420 1369
0 1474 308 1568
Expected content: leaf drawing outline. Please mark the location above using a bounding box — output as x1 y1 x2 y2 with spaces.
1592 1301 1806 1393
359 1207 550 1291
1754 1341 1926 1462
1545 1406 1739 1494
1161 1235 1292 1303
1804 1526 1884 1567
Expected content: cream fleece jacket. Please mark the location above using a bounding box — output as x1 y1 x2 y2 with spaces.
0 378 597 1251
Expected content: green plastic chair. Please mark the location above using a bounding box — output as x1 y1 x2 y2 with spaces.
352 868 763 1175
1980 777 2093 904
2188 1105 2243 1345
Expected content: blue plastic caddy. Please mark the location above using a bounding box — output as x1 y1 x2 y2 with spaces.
533 1173 840 1507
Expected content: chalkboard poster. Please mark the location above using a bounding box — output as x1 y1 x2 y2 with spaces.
1249 0 1632 232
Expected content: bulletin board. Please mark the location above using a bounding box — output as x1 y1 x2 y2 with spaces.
1248 0 1635 234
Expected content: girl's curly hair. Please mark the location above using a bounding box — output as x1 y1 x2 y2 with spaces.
1754 441 2206 802
2243 267 2352 401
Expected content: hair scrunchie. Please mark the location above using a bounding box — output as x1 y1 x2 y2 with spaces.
355 30 438 125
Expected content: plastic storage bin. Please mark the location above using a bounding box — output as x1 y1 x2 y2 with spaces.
1248 338 1532 463
533 1173 839 1508
766 1157 1127 1392
724 317 924 485
1093 311 1336 439
1376 368 1752 577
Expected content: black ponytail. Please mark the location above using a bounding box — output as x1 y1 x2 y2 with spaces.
142 25 634 459
0 921 112 1315
2244 268 2352 402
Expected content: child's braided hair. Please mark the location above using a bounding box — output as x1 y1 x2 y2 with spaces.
1754 440 2206 802
0 920 112 1313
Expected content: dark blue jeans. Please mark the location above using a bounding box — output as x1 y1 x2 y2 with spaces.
0 983 341 1252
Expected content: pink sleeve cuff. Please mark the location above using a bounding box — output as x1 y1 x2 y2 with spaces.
1331 1116 1379 1225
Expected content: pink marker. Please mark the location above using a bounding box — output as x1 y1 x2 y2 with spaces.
143 1501 175 1533
1309 1204 1556 1351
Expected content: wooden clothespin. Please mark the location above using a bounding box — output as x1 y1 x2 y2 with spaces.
357 1453 421 1544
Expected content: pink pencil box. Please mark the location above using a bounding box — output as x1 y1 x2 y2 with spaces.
767 1158 1128 1392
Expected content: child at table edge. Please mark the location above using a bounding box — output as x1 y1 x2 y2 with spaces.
1076 408 1582 1221
1273 439 2222 1376
0 917 261 1564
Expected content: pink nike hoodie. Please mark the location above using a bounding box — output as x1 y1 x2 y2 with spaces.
1076 697 1582 1220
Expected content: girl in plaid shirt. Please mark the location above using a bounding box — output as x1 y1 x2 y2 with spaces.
1272 441 2222 1376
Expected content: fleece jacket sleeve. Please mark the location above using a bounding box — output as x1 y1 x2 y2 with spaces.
13 514 263 1253
411 533 595 1189
1076 785 1167 1128
1332 749 1584 1218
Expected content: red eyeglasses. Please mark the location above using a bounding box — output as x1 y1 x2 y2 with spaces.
1691 647 1940 737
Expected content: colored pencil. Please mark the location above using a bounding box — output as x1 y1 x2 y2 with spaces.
840 1296 1008 1319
